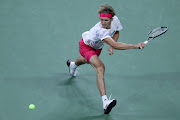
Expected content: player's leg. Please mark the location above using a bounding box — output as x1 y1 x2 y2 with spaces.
67 38 90 76
89 55 106 96
89 55 116 114
75 56 89 66
67 56 88 77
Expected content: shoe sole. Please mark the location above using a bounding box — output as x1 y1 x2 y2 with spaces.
67 59 71 67
67 59 72 76
104 100 117 114
67 59 76 77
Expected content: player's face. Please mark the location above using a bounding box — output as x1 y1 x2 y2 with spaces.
100 17 112 29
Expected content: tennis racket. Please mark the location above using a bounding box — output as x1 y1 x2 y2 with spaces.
140 26 168 49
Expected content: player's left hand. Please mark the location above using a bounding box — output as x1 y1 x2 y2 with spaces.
107 47 114 55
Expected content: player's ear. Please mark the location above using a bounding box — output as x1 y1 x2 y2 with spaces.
110 18 113 22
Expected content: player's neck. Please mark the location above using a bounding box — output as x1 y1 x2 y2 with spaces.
104 26 111 29
107 26 111 29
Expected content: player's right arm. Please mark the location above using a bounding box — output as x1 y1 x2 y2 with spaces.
103 37 145 50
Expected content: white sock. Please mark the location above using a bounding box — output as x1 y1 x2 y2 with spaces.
71 62 78 69
102 95 108 109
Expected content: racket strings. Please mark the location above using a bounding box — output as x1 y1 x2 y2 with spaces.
148 27 168 37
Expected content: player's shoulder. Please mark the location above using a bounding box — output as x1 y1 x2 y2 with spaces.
113 16 120 22
113 15 118 19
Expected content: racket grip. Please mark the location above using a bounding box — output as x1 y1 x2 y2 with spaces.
144 41 148 44
139 41 148 49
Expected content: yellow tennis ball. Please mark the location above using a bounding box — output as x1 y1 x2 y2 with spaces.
29 104 35 110
152 35 154 37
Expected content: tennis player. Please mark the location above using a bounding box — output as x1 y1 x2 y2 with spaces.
67 4 145 114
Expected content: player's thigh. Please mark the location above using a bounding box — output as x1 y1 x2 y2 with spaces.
89 55 105 69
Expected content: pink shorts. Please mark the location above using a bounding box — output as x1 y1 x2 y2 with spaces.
79 39 102 63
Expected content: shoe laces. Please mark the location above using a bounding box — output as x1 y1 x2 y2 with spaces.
108 94 112 101
104 94 113 109
74 68 81 76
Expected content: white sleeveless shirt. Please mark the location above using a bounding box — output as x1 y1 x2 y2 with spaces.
82 16 123 50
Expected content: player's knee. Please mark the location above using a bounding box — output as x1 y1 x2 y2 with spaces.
96 64 105 73
83 59 88 63
80 56 88 63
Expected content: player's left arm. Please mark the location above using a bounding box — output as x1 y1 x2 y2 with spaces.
112 31 119 42
107 31 120 55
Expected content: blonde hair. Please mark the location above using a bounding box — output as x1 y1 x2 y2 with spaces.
98 4 116 17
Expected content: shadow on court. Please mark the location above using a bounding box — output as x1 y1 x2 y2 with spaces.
1 72 180 120
41 113 113 120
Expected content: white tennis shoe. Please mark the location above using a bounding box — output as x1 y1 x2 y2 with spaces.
103 95 117 114
67 59 78 77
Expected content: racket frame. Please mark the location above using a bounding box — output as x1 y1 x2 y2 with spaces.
144 26 168 45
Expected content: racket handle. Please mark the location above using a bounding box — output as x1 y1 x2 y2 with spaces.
139 41 148 49
144 41 148 44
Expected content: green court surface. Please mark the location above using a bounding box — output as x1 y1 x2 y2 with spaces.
0 0 180 120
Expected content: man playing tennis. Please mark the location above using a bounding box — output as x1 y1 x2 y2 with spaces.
67 4 146 114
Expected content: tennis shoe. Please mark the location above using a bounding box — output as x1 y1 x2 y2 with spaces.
104 95 117 114
67 59 78 77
